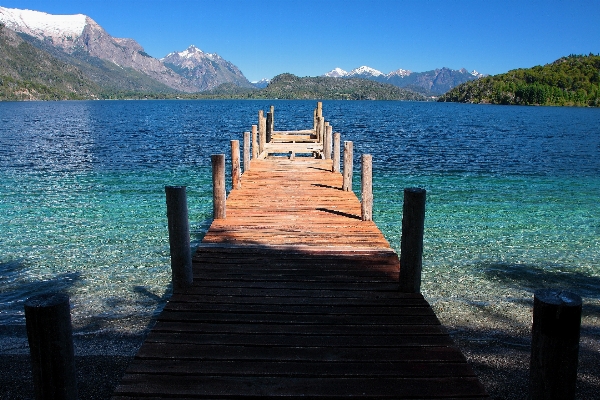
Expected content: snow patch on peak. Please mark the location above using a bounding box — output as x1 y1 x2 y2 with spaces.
471 70 484 77
0 7 87 38
388 68 412 77
349 66 384 77
324 67 348 77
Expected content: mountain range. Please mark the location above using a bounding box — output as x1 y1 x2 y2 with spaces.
323 66 485 96
0 6 483 99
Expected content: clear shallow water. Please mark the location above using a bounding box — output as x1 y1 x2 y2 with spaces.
1 100 599 333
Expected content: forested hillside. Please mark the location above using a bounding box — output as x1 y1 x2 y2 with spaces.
438 54 600 107
194 73 427 101
0 23 99 100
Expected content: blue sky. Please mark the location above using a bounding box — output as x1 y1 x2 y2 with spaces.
2 0 600 82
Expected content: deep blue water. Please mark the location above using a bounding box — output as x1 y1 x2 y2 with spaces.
1 100 599 331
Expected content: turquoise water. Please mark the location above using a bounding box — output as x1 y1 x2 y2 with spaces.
1 100 599 333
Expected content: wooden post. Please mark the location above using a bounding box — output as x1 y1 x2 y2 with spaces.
270 105 274 131
361 154 373 221
318 117 325 144
332 132 341 172
252 125 258 159
243 131 250 172
211 154 226 219
266 112 273 143
231 140 241 190
25 293 78 400
165 186 193 290
398 188 426 293
317 101 323 118
258 110 265 154
313 108 318 132
529 289 582 400
259 112 267 155
342 141 353 191
324 124 333 160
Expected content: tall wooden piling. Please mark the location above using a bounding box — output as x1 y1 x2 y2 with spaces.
25 293 78 400
165 186 193 290
324 124 333 160
266 112 273 143
398 188 426 293
258 110 266 154
361 154 373 221
231 140 241 190
252 125 258 159
211 154 226 219
270 105 274 131
332 132 341 172
342 141 353 191
530 289 582 400
243 132 250 172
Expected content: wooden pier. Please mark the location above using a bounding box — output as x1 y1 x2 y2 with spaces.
113 105 487 399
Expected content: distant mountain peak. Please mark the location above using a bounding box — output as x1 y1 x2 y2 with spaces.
349 66 384 77
324 67 348 77
162 45 222 63
388 68 412 77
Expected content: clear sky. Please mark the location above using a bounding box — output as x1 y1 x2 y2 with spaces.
2 0 600 82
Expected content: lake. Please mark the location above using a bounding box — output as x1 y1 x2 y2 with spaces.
1 100 599 336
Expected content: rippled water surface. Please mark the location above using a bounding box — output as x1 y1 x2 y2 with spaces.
1 100 599 332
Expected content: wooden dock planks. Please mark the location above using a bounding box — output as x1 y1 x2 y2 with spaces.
113 157 487 399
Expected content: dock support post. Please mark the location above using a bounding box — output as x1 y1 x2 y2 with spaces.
243 132 250 172
252 125 258 159
342 141 353 191
529 289 582 400
258 110 266 154
231 140 241 190
270 105 274 132
211 154 226 219
266 112 273 143
165 186 193 290
313 108 318 132
25 293 78 400
398 188 426 293
324 124 333 160
361 154 373 221
332 132 341 172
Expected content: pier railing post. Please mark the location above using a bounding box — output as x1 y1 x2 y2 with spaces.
230 140 241 190
252 125 258 159
332 132 341 172
398 188 426 293
258 110 266 154
529 289 582 400
325 124 333 160
266 112 273 143
211 154 226 219
361 154 373 221
25 293 78 400
165 185 193 290
243 132 250 172
342 141 353 191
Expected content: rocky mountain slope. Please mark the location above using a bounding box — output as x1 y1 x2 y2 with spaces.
0 22 99 100
161 45 253 91
0 6 252 94
324 65 484 95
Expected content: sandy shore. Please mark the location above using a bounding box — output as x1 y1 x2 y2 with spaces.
1 309 598 399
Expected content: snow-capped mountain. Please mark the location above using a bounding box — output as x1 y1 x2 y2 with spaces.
322 65 484 95
324 68 348 78
161 45 253 91
0 7 252 93
252 78 271 89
